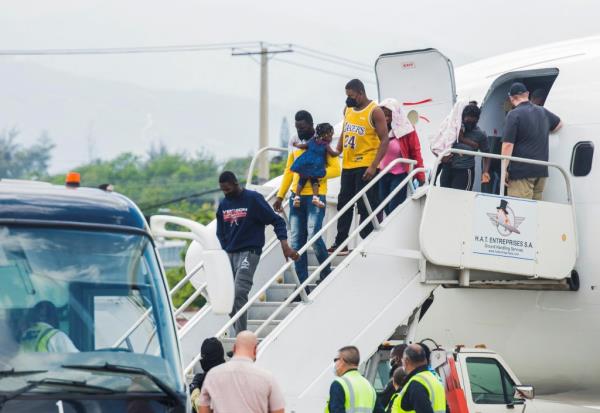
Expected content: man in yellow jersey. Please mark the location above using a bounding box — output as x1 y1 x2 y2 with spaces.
274 110 341 286
326 345 385 413
391 344 446 413
329 79 389 254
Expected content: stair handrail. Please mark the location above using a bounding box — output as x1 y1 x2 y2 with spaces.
184 157 418 374
431 148 575 205
252 167 427 338
246 146 289 185
431 147 578 260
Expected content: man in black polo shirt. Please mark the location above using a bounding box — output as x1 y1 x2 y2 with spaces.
501 82 562 200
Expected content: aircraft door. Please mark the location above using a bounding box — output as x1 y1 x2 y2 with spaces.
375 49 456 167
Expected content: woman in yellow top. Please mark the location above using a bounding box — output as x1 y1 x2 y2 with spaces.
329 79 389 254
273 110 341 286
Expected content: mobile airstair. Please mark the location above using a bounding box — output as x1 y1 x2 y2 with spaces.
150 145 578 412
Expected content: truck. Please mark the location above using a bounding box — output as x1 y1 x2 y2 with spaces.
365 342 592 413
0 179 189 412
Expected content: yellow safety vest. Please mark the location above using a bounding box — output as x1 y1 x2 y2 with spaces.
20 322 59 352
342 101 380 169
391 370 446 413
325 370 377 413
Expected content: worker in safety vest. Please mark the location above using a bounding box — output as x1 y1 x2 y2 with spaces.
20 301 78 353
391 344 446 413
326 345 385 413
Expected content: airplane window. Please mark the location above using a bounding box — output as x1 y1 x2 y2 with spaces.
570 141 594 177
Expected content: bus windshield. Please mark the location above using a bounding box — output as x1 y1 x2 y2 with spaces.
0 225 184 396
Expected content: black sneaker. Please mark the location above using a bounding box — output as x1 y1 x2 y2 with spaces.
327 244 349 256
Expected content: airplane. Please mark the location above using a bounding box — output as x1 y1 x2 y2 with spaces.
374 36 600 406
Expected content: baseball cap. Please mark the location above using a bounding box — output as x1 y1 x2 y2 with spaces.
508 82 528 97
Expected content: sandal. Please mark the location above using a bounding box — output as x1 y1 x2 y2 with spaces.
312 195 325 208
293 196 301 207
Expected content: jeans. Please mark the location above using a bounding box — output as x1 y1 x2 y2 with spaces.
335 167 380 245
289 193 331 283
378 172 408 216
227 250 260 333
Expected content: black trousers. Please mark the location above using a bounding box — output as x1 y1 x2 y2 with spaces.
440 164 475 191
334 167 380 245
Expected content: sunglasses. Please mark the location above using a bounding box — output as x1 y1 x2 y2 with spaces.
334 357 344 363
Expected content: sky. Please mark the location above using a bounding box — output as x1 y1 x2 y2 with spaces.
1 0 599 172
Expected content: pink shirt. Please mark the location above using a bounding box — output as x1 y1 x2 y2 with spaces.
199 356 285 413
379 135 407 175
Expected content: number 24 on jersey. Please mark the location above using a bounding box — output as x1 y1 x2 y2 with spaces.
344 135 356 149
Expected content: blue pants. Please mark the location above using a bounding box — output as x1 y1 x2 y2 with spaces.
378 172 408 216
289 194 331 283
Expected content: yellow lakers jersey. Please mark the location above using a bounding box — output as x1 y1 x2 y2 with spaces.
342 101 380 169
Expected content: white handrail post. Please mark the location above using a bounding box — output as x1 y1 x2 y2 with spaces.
246 146 288 186
500 159 507 196
361 193 381 231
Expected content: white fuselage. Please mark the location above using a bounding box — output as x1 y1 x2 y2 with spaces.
417 36 600 395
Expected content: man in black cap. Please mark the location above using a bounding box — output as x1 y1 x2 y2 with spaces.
501 82 562 200
190 337 226 412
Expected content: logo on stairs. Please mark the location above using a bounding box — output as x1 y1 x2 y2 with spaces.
473 195 536 260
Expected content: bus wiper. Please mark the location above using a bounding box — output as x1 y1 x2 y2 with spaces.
0 377 114 410
0 368 47 378
62 362 183 408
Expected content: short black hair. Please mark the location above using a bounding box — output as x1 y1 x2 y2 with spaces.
295 110 313 125
404 345 427 364
219 171 238 184
316 122 334 137
462 103 481 119
345 79 365 94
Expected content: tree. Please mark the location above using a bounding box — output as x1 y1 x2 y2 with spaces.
0 128 55 179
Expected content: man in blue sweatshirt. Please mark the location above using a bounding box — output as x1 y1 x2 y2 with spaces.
216 171 298 333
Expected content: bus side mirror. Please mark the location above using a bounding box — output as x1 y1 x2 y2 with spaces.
514 385 535 400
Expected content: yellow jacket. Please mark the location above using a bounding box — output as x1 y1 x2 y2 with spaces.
277 148 341 198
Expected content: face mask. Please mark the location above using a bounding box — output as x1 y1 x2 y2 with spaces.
332 363 338 376
297 129 313 140
463 121 476 132
346 97 358 108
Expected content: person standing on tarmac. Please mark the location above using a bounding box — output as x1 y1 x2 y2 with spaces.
326 345 385 413
379 344 407 408
391 344 446 413
189 338 226 412
385 367 408 413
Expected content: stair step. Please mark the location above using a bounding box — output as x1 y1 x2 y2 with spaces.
265 283 317 301
247 319 281 338
283 266 335 284
248 302 298 320
307 251 346 267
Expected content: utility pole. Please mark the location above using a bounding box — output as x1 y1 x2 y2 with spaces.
233 42 292 183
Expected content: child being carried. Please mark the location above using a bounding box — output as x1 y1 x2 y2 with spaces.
291 122 339 208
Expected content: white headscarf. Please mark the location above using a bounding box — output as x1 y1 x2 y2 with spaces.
430 100 468 155
379 98 415 138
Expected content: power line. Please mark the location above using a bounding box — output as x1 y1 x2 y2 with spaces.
139 187 222 211
0 41 260 56
273 57 376 85
291 44 372 70
294 50 372 73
